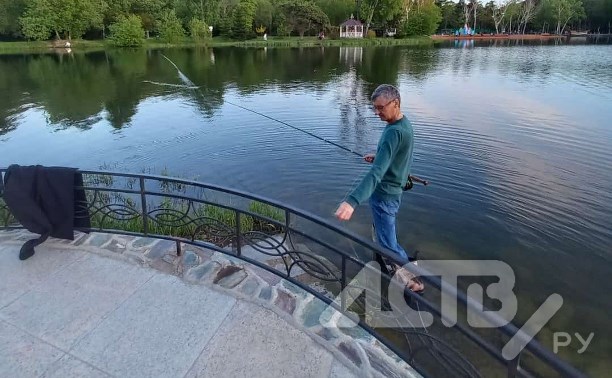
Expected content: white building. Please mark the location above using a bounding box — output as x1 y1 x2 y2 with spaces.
340 15 364 39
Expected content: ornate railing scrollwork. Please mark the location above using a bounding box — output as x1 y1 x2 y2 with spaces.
0 168 586 378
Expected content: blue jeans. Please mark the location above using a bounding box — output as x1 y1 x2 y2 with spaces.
369 195 408 261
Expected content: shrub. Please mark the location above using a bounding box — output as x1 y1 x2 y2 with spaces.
367 29 376 39
158 10 185 43
189 18 211 42
401 4 442 36
109 15 145 47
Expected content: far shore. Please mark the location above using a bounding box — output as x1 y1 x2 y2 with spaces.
0 36 435 54
430 33 610 41
3 33 609 54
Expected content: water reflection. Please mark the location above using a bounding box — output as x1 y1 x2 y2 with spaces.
339 46 363 66
1 42 611 375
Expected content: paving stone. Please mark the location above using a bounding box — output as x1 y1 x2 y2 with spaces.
123 248 146 260
315 326 339 342
103 239 126 254
250 265 282 286
0 234 15 243
240 277 260 296
340 324 374 343
214 266 247 288
145 240 176 259
259 286 273 301
372 340 405 365
131 237 159 249
183 251 199 266
86 234 112 248
211 252 243 265
338 341 363 367
275 289 296 315
69 274 236 378
70 232 90 246
329 359 357 378
40 354 111 378
0 321 65 378
184 301 334 378
301 298 329 328
189 247 214 261
282 280 309 299
366 348 407 378
162 254 177 264
149 258 177 275
185 261 221 283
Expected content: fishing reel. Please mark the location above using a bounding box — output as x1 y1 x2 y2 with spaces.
403 177 414 191
403 175 428 191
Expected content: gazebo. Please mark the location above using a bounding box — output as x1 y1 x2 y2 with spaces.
340 15 363 39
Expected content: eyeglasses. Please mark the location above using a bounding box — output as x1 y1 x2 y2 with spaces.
373 99 397 112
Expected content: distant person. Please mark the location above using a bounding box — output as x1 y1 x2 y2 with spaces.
334 84 424 293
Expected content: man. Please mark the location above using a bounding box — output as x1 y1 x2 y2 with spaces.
335 84 424 293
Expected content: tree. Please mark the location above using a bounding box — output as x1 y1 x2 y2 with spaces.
217 0 239 36
518 0 537 33
109 14 145 46
158 10 185 43
231 0 257 39
360 0 403 33
315 0 356 25
20 0 103 40
504 0 521 32
0 0 26 37
101 0 132 38
175 0 222 28
254 0 274 34
491 0 513 34
279 1 330 38
549 0 586 33
436 0 460 30
462 0 471 26
402 0 442 35
472 0 478 31
130 0 169 38
189 17 211 41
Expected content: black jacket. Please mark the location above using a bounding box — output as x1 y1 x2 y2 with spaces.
2 165 90 260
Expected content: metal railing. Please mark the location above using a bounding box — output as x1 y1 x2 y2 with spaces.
0 168 585 378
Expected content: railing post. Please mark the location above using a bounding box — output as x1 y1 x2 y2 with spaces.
139 177 148 235
235 211 241 257
175 240 182 257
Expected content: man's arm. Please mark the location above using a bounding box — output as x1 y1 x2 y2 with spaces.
345 130 401 208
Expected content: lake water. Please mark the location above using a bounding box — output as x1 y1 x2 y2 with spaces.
1 38 610 375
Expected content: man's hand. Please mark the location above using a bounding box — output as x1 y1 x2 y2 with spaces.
364 154 375 163
335 202 355 221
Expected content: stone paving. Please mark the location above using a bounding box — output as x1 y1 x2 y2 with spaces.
0 229 420 378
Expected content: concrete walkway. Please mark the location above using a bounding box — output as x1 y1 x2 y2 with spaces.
0 230 418 378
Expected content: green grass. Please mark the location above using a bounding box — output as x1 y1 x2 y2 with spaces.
82 171 286 246
144 35 434 48
0 39 106 54
0 35 434 54
0 198 17 227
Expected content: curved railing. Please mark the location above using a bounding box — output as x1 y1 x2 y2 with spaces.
0 168 585 378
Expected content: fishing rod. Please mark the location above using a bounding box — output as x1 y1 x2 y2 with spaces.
159 54 429 190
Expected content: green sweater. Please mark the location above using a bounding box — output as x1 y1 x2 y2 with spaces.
346 116 414 207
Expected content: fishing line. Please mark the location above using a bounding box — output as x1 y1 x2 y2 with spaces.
156 53 429 190
156 55 432 330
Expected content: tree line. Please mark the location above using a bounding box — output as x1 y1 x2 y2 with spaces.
0 0 610 45
437 0 611 35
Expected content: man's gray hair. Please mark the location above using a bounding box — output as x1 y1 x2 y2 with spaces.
371 84 401 104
